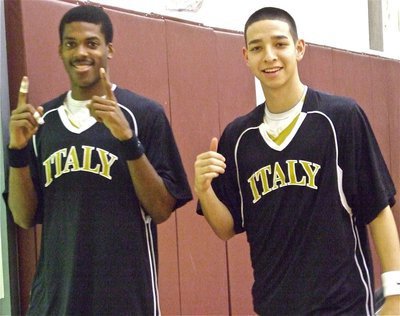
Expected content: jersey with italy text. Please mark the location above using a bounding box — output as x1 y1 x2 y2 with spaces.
26 86 192 316
212 88 396 315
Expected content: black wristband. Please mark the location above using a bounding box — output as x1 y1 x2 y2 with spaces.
119 136 145 161
8 146 30 168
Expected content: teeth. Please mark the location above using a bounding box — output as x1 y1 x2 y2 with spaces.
72 60 93 67
74 63 91 67
264 68 280 73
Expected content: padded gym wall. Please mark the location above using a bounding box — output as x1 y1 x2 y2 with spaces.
5 0 400 315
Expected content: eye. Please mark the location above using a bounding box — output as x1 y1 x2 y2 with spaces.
276 42 289 48
87 40 100 49
249 46 262 52
64 40 76 49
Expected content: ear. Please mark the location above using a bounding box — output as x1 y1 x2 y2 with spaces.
242 46 250 66
295 39 306 61
107 43 114 60
58 44 63 58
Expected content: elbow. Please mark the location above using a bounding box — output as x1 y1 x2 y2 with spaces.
9 206 36 229
13 217 35 229
213 227 235 241
152 211 172 224
151 196 176 224
151 204 174 224
218 233 234 242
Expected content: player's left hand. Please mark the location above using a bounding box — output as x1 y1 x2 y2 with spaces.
88 68 133 141
377 295 400 315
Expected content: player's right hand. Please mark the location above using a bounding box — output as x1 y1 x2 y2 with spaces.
9 76 44 149
194 137 226 196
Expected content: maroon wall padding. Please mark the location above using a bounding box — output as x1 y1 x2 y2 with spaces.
385 59 400 226
387 61 400 224
215 30 256 127
106 10 171 111
368 56 392 165
4 2 36 311
4 0 27 109
214 30 256 315
299 44 334 94
165 19 230 315
18 0 72 107
5 1 400 315
227 235 253 315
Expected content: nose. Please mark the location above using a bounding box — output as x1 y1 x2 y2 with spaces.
75 44 88 57
263 46 277 62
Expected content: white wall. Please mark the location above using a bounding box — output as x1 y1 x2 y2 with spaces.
96 0 385 56
382 0 400 58
97 0 400 60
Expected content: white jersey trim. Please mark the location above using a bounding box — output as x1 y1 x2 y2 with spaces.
119 103 139 137
58 105 97 134
141 210 161 316
308 111 374 315
350 217 375 315
234 125 261 228
32 108 59 157
307 111 352 215
32 98 139 157
258 112 307 151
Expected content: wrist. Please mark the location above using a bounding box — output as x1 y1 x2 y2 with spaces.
119 135 144 161
8 146 30 168
195 186 218 203
8 141 28 150
382 271 400 297
117 128 134 142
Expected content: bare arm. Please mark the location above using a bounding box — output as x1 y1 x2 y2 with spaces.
369 205 400 315
194 138 235 240
196 186 235 241
8 76 43 229
126 155 176 224
8 166 38 228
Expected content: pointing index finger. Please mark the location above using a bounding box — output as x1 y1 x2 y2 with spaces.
100 67 115 101
18 76 29 107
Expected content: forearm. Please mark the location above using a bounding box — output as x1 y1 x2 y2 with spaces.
369 206 400 271
127 155 176 224
8 166 38 229
369 205 400 314
197 188 235 241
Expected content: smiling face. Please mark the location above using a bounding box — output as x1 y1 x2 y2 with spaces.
243 19 305 95
59 21 113 100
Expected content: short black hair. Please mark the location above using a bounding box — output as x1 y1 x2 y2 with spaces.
244 7 298 45
59 5 113 44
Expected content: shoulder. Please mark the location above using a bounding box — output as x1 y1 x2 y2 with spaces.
41 92 68 111
303 88 369 132
218 104 264 155
305 88 359 114
114 86 164 115
223 104 264 137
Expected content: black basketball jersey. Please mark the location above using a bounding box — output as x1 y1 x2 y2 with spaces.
213 88 396 315
26 86 192 316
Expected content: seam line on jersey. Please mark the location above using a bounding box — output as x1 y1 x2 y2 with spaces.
234 125 262 228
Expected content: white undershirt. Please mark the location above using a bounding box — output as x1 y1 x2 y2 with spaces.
63 91 94 129
263 86 308 138
63 84 116 129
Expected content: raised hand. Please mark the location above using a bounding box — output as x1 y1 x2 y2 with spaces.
194 137 226 196
9 76 44 149
87 68 133 141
